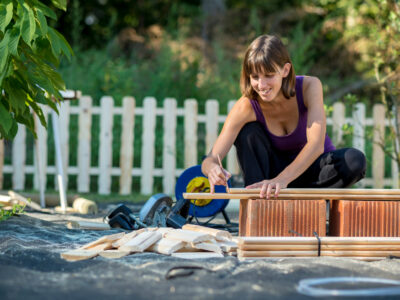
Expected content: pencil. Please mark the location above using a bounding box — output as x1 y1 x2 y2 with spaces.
217 154 230 193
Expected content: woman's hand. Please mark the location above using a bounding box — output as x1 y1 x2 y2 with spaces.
246 177 289 199
208 163 232 194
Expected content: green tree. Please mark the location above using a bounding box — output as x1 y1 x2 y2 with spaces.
0 0 73 139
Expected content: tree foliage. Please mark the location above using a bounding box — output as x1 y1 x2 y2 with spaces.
0 0 73 139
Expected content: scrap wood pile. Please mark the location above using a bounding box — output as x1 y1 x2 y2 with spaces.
238 237 400 261
61 224 238 261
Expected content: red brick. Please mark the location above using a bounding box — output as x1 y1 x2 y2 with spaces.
329 200 400 237
239 199 326 237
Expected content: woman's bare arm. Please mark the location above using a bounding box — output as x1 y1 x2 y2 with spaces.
201 97 255 192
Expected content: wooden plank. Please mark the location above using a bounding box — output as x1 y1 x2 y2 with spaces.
112 228 149 248
99 250 130 259
230 188 400 195
119 231 162 252
8 190 43 211
191 241 223 254
182 224 232 241
67 221 111 230
183 192 400 200
61 243 112 261
184 99 198 167
98 96 114 194
141 97 156 195
171 252 224 259
373 104 385 188
57 100 70 190
238 236 400 245
149 238 186 255
0 139 3 190
12 124 26 191
205 100 219 154
332 102 345 146
164 229 213 243
119 96 135 195
216 241 238 252
163 98 177 195
240 244 400 251
226 100 240 175
79 232 125 249
77 96 92 193
238 249 400 257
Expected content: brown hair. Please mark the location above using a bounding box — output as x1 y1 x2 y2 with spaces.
240 35 296 100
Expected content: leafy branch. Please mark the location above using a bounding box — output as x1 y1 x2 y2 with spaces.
0 0 72 139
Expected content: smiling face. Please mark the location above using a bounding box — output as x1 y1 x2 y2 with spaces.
240 35 296 101
249 64 290 102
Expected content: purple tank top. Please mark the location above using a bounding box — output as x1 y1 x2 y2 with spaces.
249 76 335 156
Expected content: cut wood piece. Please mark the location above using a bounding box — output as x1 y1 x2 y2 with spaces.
176 243 203 252
182 224 232 241
240 244 318 251
8 190 43 211
171 252 224 259
239 244 400 251
67 220 111 230
217 241 238 252
99 250 130 259
112 228 148 248
192 241 223 254
61 242 112 261
0 195 11 204
80 232 125 250
156 227 174 236
119 231 162 252
61 250 100 261
148 238 186 255
164 229 213 243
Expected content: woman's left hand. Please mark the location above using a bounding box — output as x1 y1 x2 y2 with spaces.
246 177 289 199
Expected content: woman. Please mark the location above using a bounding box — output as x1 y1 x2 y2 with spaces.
201 34 366 199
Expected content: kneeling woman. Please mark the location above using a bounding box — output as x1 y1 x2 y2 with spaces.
201 34 366 199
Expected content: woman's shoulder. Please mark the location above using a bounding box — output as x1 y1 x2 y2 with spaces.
227 96 256 122
299 75 323 107
301 75 322 91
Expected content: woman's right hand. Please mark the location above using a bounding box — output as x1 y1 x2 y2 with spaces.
207 163 231 193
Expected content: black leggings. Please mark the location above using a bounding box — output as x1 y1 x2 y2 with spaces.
234 122 366 188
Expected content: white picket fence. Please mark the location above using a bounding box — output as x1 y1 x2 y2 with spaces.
0 97 398 195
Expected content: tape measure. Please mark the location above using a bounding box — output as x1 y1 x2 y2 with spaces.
175 165 230 217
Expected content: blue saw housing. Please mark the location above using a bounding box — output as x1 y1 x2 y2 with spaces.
175 165 231 217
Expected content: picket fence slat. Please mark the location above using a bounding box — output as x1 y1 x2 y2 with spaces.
373 104 385 188
56 101 70 190
12 124 26 190
227 100 239 175
332 102 345 146
119 97 135 195
98 96 114 194
163 98 177 195
77 96 92 193
205 100 219 155
2 97 400 195
141 97 156 194
33 107 49 196
184 99 198 168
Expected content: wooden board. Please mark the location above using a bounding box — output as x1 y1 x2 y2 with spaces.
119 231 162 252
182 224 232 241
164 229 213 243
171 252 224 259
148 238 186 255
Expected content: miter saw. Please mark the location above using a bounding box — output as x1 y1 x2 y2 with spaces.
105 165 235 230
